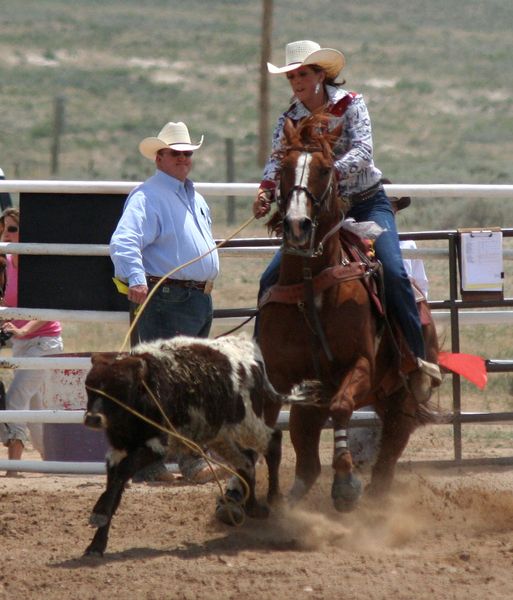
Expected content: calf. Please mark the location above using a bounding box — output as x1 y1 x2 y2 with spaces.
83 335 304 556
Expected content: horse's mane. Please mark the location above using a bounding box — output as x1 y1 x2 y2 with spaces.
266 111 341 236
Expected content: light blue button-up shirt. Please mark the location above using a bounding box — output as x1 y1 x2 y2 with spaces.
110 169 219 287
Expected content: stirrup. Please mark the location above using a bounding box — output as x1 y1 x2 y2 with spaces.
416 357 442 385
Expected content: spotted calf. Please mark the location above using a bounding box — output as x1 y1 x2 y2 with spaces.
83 335 303 556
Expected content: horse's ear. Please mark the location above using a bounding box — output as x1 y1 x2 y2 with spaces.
283 118 296 144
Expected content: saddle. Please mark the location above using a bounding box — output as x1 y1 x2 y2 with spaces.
258 229 430 377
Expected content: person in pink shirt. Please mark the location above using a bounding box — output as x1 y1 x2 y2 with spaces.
0 208 63 474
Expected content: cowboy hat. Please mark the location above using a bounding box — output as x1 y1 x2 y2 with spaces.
267 40 345 80
139 121 204 160
381 178 411 211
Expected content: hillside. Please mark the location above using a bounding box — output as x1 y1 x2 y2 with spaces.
0 0 513 229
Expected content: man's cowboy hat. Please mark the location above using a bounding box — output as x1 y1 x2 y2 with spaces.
139 121 204 160
267 40 345 80
382 178 411 211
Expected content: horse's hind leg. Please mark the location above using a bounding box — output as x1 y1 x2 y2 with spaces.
265 428 283 505
288 404 327 503
367 389 416 497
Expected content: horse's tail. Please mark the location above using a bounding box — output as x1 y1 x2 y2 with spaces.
415 398 451 426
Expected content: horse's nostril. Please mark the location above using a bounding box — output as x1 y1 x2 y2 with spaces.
301 218 312 236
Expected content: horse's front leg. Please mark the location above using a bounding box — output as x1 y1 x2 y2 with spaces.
329 356 373 512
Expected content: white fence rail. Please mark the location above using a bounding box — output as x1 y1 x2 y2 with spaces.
0 181 512 474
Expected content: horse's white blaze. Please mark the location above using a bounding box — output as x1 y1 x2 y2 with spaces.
288 153 312 238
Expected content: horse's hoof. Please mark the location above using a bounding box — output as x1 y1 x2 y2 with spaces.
215 490 245 526
287 478 309 507
89 512 109 528
331 473 362 512
246 503 270 520
267 491 284 506
365 478 392 500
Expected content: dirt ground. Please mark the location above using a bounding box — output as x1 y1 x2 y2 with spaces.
2 436 513 600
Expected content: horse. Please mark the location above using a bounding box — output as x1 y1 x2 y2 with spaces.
257 114 441 511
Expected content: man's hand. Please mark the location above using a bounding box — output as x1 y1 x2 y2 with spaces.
253 188 274 219
128 284 148 304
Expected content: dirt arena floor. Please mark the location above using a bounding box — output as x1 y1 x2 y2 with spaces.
2 436 513 600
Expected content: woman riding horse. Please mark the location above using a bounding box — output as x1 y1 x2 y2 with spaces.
253 39 441 401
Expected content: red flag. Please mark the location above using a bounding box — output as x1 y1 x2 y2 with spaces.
438 352 487 390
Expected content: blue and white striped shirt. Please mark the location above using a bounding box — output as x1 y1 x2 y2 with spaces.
110 169 219 287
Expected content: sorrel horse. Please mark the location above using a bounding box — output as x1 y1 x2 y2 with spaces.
258 115 441 511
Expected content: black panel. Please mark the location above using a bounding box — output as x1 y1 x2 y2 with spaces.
18 193 129 311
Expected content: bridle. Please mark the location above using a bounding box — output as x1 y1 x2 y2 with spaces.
277 146 342 258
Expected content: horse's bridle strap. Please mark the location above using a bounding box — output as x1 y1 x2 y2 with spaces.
258 262 369 308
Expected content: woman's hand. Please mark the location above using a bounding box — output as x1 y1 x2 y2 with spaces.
253 188 274 218
2 322 24 338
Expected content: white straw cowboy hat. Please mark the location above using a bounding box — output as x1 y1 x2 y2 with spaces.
139 121 204 160
267 40 345 80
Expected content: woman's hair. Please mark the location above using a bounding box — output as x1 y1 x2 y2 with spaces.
309 64 346 87
0 207 19 228
288 64 346 104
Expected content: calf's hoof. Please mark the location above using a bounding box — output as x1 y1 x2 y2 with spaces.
83 544 104 558
89 512 109 528
215 490 245 526
331 472 362 512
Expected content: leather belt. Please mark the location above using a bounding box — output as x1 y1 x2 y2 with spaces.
147 276 207 292
345 182 383 206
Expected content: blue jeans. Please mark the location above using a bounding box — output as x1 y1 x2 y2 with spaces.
256 189 425 359
135 284 213 342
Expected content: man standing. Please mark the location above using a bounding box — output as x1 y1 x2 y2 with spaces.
110 121 220 483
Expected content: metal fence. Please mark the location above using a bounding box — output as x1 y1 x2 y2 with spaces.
0 181 512 474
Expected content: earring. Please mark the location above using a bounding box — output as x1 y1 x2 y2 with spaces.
315 82 321 94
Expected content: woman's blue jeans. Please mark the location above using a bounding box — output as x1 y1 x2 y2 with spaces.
256 189 425 359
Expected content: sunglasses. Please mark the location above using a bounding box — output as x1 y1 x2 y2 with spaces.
168 150 193 158
6 226 18 233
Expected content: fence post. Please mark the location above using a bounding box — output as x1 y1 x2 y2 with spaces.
50 95 66 175
225 138 235 225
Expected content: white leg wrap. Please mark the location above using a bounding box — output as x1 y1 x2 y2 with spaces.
334 428 348 453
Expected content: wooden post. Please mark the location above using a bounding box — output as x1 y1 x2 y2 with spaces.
50 95 66 175
258 0 273 167
225 138 235 225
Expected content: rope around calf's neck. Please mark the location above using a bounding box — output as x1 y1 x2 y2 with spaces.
86 383 250 526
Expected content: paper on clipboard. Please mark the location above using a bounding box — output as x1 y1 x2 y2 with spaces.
460 230 503 292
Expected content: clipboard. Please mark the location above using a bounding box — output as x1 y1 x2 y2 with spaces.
457 227 504 301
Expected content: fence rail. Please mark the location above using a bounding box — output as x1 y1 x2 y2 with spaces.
0 181 512 474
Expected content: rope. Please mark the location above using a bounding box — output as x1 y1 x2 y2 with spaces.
86 383 250 526
119 213 256 351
